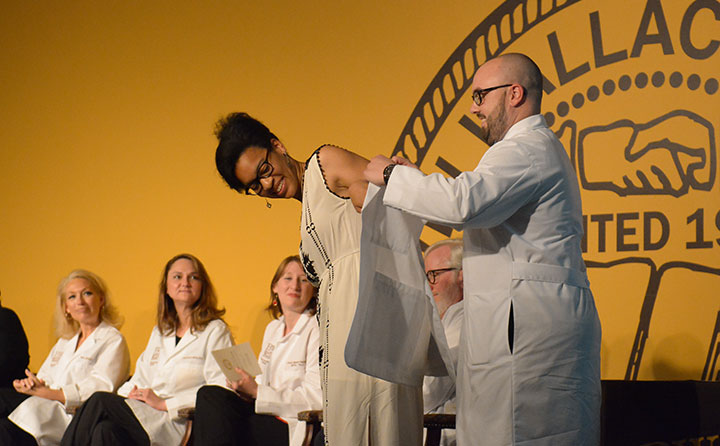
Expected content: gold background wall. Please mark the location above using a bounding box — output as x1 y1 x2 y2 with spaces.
1 0 718 381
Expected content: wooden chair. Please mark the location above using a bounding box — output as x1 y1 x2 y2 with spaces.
178 407 195 446
423 413 457 446
298 410 456 446
298 410 323 446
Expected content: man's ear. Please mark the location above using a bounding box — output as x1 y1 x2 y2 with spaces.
508 84 526 107
458 269 463 289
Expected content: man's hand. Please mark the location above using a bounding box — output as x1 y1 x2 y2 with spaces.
364 155 421 186
364 155 394 186
390 156 418 169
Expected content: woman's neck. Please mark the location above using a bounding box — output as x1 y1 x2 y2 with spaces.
283 311 302 336
292 158 306 202
175 305 192 337
76 320 100 350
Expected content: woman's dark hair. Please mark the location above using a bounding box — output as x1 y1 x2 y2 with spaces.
157 253 226 335
214 112 278 193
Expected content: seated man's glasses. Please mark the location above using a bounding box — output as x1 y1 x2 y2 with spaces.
426 268 459 285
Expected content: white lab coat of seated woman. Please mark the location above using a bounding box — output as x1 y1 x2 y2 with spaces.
117 318 232 445
255 310 322 446
9 321 129 446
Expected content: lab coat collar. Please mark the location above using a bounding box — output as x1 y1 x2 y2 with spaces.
278 310 313 341
51 321 113 377
161 326 200 361
72 321 112 354
442 300 463 323
500 114 547 142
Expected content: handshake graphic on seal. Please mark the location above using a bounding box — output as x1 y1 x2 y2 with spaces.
577 110 716 197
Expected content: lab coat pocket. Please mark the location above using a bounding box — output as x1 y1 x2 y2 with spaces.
345 272 431 386
65 355 95 379
466 294 492 365
466 288 512 366
280 360 307 388
172 357 204 390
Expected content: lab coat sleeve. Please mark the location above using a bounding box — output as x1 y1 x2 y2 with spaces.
163 321 233 419
384 141 539 228
423 374 455 413
118 328 158 397
255 322 322 419
61 332 130 407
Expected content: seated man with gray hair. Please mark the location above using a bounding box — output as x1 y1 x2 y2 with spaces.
423 238 463 446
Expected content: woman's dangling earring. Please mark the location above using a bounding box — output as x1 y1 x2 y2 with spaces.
272 293 279 306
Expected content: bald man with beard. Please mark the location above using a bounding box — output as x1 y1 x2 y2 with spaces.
365 53 601 445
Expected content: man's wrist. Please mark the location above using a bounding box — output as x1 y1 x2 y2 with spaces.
383 163 396 185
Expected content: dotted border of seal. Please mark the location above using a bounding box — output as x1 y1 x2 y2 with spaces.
544 71 720 127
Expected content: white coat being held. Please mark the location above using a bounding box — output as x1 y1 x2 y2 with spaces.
9 321 129 446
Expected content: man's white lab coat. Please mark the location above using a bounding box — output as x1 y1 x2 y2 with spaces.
356 115 601 445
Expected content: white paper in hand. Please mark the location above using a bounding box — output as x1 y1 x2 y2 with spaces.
212 342 262 381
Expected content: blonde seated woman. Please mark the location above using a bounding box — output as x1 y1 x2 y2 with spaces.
192 255 322 446
60 253 233 446
0 270 130 446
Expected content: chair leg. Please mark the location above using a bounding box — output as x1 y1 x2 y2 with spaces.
301 421 315 446
180 419 192 446
425 427 441 446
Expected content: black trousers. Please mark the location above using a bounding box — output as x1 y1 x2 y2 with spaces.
192 385 289 446
0 388 36 446
60 392 150 446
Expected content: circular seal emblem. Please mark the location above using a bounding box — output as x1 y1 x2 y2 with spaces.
394 0 720 381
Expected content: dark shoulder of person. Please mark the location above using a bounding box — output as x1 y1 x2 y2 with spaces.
0 304 30 388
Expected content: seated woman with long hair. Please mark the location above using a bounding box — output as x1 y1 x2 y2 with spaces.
61 253 233 446
192 255 322 446
0 269 129 446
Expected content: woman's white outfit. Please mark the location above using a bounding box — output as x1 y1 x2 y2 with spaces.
8 322 129 446
255 311 322 446
117 319 232 446
300 149 423 446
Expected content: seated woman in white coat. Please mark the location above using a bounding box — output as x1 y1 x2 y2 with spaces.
60 253 233 446
0 269 129 446
192 255 322 446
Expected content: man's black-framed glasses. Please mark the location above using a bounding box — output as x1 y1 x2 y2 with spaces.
471 84 513 106
426 267 459 285
244 148 273 195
